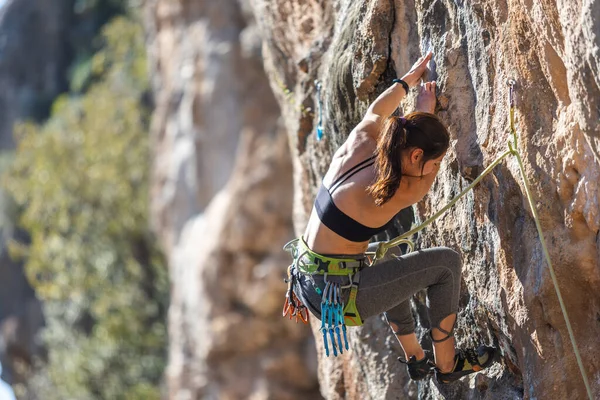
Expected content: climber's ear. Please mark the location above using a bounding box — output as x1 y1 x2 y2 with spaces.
410 148 423 165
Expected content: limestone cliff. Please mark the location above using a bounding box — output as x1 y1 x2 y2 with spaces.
145 0 320 398
248 0 600 399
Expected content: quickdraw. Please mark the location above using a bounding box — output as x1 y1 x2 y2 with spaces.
315 80 325 141
320 276 350 356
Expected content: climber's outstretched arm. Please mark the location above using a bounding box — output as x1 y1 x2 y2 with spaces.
363 52 433 126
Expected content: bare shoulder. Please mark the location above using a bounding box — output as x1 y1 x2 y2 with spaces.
324 121 378 186
353 115 381 141
334 119 378 159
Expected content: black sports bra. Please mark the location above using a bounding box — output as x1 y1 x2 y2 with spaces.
315 156 392 242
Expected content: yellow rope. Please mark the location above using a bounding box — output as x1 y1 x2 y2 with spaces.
507 93 593 399
369 80 592 399
371 147 514 261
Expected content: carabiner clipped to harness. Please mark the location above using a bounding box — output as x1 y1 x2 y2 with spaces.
282 264 309 324
320 275 349 357
282 237 363 357
282 290 309 324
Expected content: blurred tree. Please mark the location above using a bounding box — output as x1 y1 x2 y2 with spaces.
4 14 167 400
67 0 130 94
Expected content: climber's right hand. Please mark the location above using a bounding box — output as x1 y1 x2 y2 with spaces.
401 52 433 88
415 81 437 114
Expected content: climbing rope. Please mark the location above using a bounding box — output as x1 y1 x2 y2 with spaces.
370 80 593 399
506 85 593 400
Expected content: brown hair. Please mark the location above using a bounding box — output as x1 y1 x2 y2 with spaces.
366 112 450 206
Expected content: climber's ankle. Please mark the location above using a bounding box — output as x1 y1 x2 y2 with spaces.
436 356 456 373
406 347 426 362
395 331 425 362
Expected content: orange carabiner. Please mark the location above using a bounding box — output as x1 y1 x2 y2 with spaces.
282 297 291 317
297 305 309 324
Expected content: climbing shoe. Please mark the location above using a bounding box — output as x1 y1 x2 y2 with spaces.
435 345 496 384
399 352 435 381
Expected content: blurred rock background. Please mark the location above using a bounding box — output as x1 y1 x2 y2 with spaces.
143 0 319 398
1 0 599 399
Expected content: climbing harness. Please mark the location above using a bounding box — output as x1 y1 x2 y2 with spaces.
282 237 365 356
315 80 325 141
368 79 592 399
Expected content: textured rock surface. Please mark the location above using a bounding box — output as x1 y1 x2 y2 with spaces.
145 0 319 398
0 0 71 149
249 0 600 399
165 130 320 399
146 0 281 252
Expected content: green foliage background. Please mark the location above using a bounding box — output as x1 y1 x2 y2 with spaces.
4 13 168 400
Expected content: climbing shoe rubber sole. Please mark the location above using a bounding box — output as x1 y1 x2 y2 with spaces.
435 345 496 384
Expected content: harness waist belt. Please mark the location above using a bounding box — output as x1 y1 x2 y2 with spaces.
284 237 365 276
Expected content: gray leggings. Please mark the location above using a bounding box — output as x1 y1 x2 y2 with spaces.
294 244 462 335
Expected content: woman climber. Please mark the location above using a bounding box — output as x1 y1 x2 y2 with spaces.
283 52 496 383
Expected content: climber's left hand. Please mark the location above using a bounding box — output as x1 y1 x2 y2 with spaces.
401 52 433 88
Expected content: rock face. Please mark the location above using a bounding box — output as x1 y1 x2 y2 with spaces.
247 0 600 399
146 0 284 252
0 0 71 386
145 0 320 398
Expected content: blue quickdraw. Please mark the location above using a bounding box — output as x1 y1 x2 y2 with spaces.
320 275 349 357
337 285 349 351
333 284 344 351
328 281 337 356
320 281 330 356
315 80 324 141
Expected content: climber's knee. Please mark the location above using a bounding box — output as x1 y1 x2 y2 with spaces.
433 248 462 295
386 316 415 336
442 248 462 276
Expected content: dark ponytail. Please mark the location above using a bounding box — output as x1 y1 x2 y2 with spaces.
366 112 450 206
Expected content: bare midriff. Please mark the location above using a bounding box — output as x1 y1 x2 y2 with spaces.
303 186 424 255
303 211 371 255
